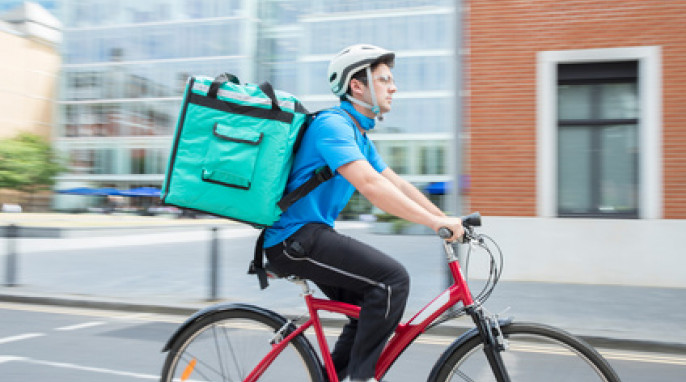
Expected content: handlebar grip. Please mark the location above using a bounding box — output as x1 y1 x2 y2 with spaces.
438 212 481 241
461 212 481 227
438 227 453 240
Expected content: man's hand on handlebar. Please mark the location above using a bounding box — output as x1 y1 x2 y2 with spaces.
432 216 465 243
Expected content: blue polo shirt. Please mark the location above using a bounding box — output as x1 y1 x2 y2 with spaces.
264 101 387 247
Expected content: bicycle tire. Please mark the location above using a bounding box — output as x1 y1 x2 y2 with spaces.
160 308 324 382
430 322 621 382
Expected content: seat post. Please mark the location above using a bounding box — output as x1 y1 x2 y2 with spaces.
289 277 313 296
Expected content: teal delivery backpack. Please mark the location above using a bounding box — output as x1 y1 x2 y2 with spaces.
161 74 332 228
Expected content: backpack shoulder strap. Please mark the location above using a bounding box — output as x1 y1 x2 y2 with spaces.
248 229 269 290
277 166 333 212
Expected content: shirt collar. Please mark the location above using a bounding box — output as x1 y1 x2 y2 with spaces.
340 101 376 131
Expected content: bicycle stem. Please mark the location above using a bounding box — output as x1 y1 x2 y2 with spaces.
442 241 458 262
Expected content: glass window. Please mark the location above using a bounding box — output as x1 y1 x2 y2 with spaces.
600 124 638 213
131 149 146 174
557 62 639 217
557 84 592 120
558 127 593 212
388 145 409 175
65 105 79 137
600 83 638 119
95 149 116 174
144 148 167 174
70 150 94 174
420 144 446 175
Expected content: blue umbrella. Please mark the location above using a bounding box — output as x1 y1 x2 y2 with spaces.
426 181 452 195
56 187 101 195
56 187 124 196
425 176 471 195
120 187 161 197
93 187 123 196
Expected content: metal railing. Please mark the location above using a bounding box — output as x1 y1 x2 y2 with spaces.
2 224 223 300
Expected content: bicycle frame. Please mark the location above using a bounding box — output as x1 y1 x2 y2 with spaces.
245 241 477 382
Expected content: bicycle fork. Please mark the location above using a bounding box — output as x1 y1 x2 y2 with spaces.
467 306 512 382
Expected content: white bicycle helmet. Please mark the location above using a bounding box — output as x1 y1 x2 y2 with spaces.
328 44 395 120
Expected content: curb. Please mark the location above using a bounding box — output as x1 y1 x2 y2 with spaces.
2 222 236 238
2 292 685 355
0 292 200 316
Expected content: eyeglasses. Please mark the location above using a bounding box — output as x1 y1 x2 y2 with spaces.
373 74 396 87
357 74 396 88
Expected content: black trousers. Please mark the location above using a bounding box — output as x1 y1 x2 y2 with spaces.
265 223 410 380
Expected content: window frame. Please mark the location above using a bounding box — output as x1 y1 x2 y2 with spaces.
537 46 662 219
557 65 639 218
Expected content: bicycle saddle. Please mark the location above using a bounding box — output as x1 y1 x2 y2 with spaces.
264 261 304 282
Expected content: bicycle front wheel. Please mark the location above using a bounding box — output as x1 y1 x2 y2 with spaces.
160 308 323 382
432 322 621 382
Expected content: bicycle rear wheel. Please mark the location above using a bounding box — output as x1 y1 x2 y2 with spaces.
160 308 323 382
431 322 621 382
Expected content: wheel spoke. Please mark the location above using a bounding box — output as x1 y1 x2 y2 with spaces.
179 351 223 381
211 324 230 381
455 368 477 382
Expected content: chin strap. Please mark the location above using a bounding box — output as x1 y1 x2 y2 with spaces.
345 67 384 121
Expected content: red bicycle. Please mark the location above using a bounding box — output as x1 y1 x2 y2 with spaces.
160 212 621 381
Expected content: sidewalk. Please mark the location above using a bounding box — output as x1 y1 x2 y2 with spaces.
0 211 236 237
2 212 685 354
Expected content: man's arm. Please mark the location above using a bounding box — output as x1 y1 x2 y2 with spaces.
381 167 445 217
337 160 463 240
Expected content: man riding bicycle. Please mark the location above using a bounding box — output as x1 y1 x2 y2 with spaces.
264 44 464 382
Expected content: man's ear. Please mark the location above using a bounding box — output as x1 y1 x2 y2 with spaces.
349 78 366 98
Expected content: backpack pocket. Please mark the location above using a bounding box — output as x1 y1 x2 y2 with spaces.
202 122 263 190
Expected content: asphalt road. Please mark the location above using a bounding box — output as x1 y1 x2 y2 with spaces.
1 302 685 381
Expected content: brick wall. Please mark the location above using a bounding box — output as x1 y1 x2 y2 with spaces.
467 0 686 218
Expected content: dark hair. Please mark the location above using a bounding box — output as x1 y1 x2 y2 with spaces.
341 56 393 101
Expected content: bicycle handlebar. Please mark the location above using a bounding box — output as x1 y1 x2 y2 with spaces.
438 211 482 241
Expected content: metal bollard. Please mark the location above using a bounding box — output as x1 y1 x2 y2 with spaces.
208 226 219 300
5 224 18 287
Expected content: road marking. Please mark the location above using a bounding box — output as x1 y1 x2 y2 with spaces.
0 333 45 345
417 334 453 346
599 350 686 366
0 356 27 364
55 321 106 331
0 356 159 379
25 358 159 380
0 302 185 324
0 302 127 317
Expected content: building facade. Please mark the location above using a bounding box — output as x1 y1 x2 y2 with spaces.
53 0 256 210
0 1 61 140
53 0 458 212
466 1 686 287
468 0 686 220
